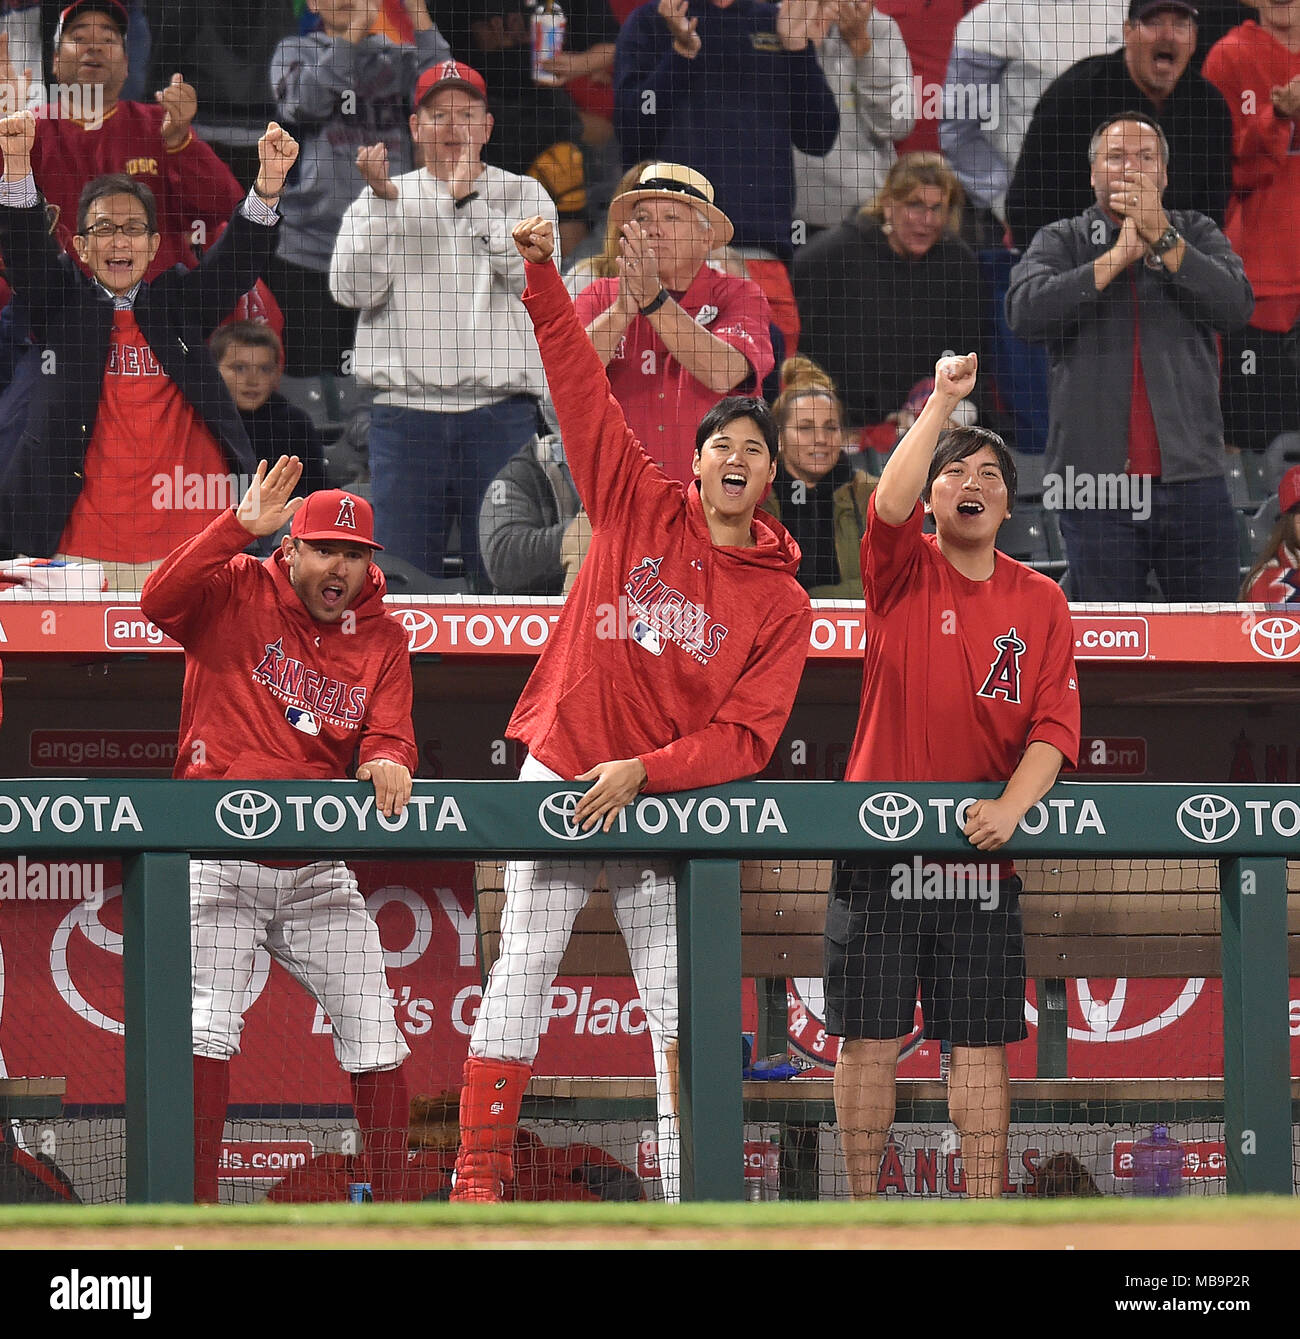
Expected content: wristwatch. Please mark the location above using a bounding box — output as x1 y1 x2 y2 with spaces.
1150 224 1181 257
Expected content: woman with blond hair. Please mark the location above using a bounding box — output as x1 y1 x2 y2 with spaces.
793 151 986 441
761 356 877 597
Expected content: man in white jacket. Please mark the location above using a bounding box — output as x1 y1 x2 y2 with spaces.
330 60 559 590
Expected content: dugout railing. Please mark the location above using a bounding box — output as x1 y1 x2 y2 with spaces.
0 779 1293 1202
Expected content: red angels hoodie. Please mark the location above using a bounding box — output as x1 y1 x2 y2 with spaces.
510 259 812 792
140 510 417 782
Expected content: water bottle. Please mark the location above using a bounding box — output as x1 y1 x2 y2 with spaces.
531 0 566 86
1131 1124 1184 1196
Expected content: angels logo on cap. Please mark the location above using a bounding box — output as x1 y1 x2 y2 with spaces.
291 490 383 549
413 60 488 108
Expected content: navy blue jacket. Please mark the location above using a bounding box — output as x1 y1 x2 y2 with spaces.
614 0 838 260
0 198 272 557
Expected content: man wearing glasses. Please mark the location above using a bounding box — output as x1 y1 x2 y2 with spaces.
1005 1 1233 250
0 111 298 589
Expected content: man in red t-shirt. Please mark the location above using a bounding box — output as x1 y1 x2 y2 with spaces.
830 352 1080 1199
576 162 774 487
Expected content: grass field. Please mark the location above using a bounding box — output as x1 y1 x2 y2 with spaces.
2 1195 1298 1250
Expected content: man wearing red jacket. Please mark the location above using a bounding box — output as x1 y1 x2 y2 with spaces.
450 215 811 1205
140 460 418 1203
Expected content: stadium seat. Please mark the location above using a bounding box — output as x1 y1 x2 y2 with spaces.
996 503 1052 564
374 550 468 595
1226 456 1251 510
1242 451 1270 505
1012 449 1046 502
1264 432 1300 496
278 374 336 429
1248 497 1280 555
1234 509 1255 570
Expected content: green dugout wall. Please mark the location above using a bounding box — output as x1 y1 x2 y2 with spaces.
0 779 1292 1201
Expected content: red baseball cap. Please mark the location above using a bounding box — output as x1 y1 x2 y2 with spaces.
54 0 129 46
290 490 383 550
1279 465 1300 516
414 60 488 109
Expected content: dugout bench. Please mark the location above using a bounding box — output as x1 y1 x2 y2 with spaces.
475 857 1300 1198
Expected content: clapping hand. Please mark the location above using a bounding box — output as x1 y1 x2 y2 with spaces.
658 0 701 58
156 73 198 149
356 142 398 200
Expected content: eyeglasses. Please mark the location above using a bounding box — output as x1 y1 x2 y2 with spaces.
80 219 151 239
1138 14 1193 35
897 198 949 221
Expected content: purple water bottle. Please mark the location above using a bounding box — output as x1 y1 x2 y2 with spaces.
1131 1124 1184 1196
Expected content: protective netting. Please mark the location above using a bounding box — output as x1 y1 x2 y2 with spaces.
0 1 1291 601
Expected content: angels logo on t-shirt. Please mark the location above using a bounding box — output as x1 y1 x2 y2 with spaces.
624 556 729 665
252 638 368 727
977 627 1026 703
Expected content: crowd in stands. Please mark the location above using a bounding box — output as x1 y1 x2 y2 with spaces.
0 0 1296 603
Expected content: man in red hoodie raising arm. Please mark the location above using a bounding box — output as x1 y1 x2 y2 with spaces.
451 216 811 1204
829 354 1081 1199
140 458 418 1204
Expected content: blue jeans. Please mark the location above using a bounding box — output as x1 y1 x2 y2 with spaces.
1057 476 1239 602
367 397 540 589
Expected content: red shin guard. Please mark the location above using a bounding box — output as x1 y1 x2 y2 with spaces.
451 1057 531 1203
350 1067 411 1202
192 1056 230 1204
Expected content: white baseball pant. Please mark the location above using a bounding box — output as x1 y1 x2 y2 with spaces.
470 754 681 1199
191 859 410 1073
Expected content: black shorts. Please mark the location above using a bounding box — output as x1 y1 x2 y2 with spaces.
823 857 1028 1048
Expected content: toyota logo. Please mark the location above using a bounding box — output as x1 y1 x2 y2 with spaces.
216 790 282 841
1248 616 1300 661
537 790 597 842
857 792 925 843
1175 794 1240 845
396 609 439 653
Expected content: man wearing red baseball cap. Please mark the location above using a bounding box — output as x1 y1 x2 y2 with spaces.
141 456 418 1205
331 56 558 591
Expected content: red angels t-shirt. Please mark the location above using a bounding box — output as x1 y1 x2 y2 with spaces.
59 310 231 563
846 495 1080 786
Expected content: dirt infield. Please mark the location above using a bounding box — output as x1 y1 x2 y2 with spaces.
3 1197 1297 1250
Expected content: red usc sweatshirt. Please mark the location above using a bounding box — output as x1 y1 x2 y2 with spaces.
510 259 812 792
140 510 417 782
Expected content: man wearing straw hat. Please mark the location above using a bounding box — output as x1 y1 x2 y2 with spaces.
576 161 774 487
